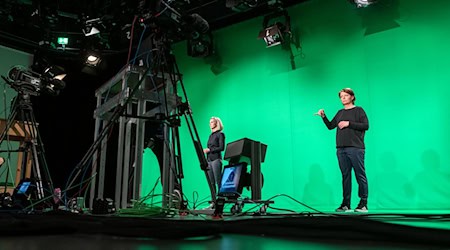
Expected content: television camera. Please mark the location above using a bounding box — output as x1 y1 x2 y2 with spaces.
3 65 66 96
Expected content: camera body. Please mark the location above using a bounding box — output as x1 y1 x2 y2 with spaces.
6 65 65 96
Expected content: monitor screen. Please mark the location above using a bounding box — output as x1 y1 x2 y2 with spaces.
17 181 31 194
218 163 246 197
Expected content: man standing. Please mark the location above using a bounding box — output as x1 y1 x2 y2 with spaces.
316 88 369 212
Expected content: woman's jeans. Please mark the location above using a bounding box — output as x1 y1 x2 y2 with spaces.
207 159 222 195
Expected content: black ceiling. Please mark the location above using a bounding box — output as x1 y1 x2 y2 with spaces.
0 0 309 57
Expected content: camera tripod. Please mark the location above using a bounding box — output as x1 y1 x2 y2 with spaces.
0 91 53 201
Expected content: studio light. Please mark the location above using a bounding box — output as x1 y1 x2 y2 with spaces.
81 50 105 75
183 13 210 35
175 13 213 58
83 26 100 36
82 18 102 36
41 65 67 95
188 39 211 58
86 54 102 67
43 65 67 81
257 9 291 48
226 0 258 12
259 23 284 48
187 32 213 58
352 0 377 8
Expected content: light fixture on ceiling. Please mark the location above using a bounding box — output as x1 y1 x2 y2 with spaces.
41 65 67 95
32 54 67 82
81 50 106 75
184 13 212 58
187 32 213 58
82 18 103 36
43 65 67 81
259 23 284 48
85 53 102 67
257 9 291 48
352 0 377 8
225 0 258 12
83 26 100 36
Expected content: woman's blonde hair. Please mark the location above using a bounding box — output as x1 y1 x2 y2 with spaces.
210 116 224 132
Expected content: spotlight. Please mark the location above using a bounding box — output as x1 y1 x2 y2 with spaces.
259 23 284 48
43 65 66 81
83 26 100 36
182 13 210 34
82 18 103 36
226 0 258 12
188 40 211 57
187 33 213 58
352 0 377 8
82 50 106 75
184 13 211 57
41 65 67 95
87 55 100 65
257 9 291 48
85 53 102 67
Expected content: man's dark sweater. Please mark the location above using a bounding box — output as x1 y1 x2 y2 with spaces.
322 106 369 149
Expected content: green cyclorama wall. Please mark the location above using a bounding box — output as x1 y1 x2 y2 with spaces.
142 0 450 210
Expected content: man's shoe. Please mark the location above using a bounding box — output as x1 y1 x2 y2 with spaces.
354 204 368 212
335 204 351 212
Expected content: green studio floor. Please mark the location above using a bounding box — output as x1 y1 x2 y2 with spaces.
1 208 450 250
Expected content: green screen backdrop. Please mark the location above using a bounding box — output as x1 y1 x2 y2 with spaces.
142 0 450 211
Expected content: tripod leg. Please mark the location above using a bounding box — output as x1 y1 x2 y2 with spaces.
26 102 54 191
0 97 19 143
171 124 186 210
11 93 53 203
161 122 177 211
30 141 44 199
22 106 45 199
15 141 26 184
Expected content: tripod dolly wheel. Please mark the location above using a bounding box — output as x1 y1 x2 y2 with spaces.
259 204 268 214
231 202 243 214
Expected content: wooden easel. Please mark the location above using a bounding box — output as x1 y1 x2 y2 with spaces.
0 118 36 194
